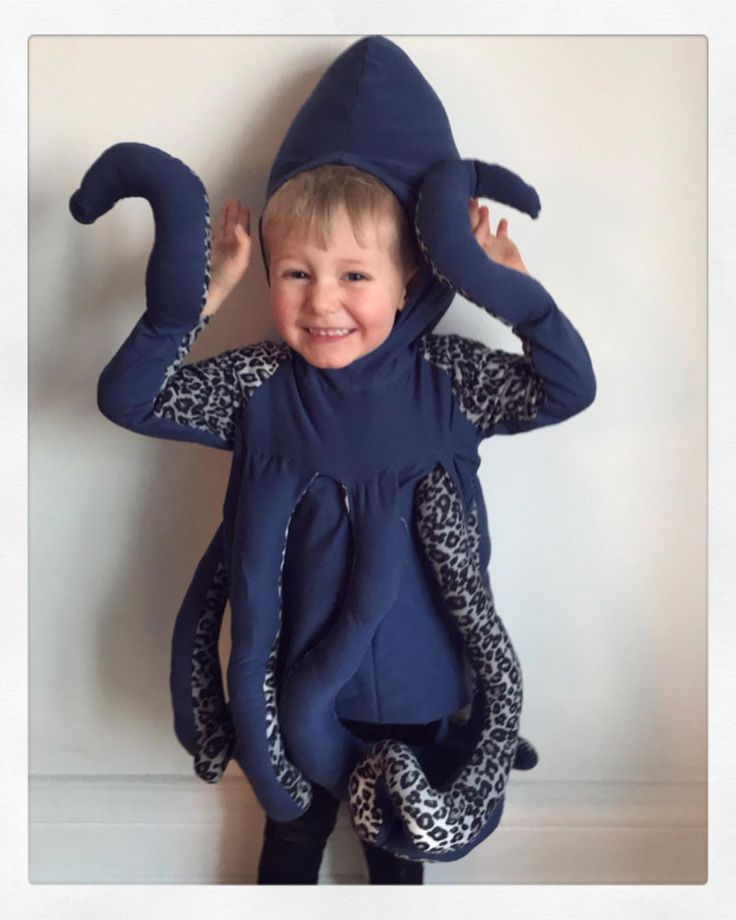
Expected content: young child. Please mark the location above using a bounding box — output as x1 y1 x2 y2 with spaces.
205 167 527 884
75 36 595 885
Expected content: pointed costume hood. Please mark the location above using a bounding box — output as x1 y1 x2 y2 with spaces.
257 35 541 394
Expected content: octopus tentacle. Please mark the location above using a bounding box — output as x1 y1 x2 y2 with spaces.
414 157 595 434
278 471 408 797
347 464 525 859
414 156 549 332
191 556 234 782
170 522 234 782
226 456 320 821
70 142 211 331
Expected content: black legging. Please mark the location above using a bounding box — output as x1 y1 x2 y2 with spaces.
257 718 441 884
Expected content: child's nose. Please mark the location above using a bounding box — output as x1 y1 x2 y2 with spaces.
306 280 341 313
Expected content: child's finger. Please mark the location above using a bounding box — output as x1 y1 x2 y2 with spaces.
480 205 493 236
472 202 485 233
218 201 236 240
216 204 228 241
233 223 248 244
470 198 484 234
475 223 490 248
220 199 242 239
226 199 240 235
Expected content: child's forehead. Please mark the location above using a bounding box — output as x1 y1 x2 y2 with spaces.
267 206 398 253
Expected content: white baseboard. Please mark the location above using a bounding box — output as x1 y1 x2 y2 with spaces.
29 774 707 884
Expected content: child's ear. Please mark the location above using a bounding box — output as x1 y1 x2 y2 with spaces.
399 267 418 308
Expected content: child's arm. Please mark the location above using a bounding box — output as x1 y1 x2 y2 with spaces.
96 313 290 452
422 199 596 440
96 193 287 451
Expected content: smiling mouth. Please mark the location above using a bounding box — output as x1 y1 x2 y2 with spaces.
304 327 357 339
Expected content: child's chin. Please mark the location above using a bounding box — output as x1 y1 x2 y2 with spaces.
292 336 366 369
301 351 358 369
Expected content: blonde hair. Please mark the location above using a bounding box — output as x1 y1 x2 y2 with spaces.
262 165 418 280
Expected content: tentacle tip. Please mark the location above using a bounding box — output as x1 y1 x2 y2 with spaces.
512 740 539 771
69 189 96 224
526 192 542 220
196 769 224 784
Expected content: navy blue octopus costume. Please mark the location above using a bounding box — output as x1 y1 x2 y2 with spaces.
70 36 596 862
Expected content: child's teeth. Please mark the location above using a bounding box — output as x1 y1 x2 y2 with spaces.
309 328 352 336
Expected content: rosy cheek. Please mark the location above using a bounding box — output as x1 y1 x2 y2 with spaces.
270 295 294 327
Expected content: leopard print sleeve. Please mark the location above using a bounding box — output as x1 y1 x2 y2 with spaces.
152 321 292 449
419 333 548 438
98 310 291 450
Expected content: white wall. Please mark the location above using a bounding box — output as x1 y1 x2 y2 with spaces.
29 35 706 883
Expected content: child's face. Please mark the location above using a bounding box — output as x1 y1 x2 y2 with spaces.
266 205 410 369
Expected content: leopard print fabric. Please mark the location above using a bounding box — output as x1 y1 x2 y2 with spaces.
183 420 315 813
413 186 548 436
419 333 547 436
260 474 323 812
348 464 522 857
153 336 292 448
199 179 212 302
192 558 234 783
262 641 313 810
150 196 296 785
147 175 292 448
188 464 315 810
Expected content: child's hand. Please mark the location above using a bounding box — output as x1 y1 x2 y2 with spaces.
469 197 529 275
201 199 252 317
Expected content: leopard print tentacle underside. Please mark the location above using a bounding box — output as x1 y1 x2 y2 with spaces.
192 559 235 782
150 183 296 445
348 464 522 856
192 473 316 814
154 340 292 446
419 333 546 436
260 474 323 812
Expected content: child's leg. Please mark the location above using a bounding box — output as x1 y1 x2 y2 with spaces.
257 784 340 885
359 840 425 884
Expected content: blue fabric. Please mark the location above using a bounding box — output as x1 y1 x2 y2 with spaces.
70 144 210 334
72 35 596 862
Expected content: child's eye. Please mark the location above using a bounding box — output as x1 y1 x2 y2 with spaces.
284 270 309 280
345 272 367 282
